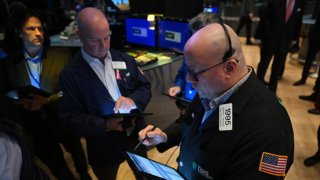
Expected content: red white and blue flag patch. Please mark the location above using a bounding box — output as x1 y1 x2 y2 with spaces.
259 152 288 176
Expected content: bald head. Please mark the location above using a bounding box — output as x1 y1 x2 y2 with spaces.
76 7 111 60
185 23 245 67
184 23 249 99
77 7 109 33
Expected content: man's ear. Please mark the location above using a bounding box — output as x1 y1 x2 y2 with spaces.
224 59 238 79
225 59 237 73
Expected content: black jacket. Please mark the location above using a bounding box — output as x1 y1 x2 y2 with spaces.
158 71 294 179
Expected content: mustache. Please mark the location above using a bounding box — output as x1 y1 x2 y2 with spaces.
32 37 43 42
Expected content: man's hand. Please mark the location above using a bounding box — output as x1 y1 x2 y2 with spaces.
138 125 167 146
168 86 181 96
114 96 136 113
106 117 123 132
15 93 49 111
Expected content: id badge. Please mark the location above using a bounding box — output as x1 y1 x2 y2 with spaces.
219 103 233 131
112 61 127 70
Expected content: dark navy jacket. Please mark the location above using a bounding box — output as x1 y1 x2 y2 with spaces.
59 48 151 166
158 71 294 179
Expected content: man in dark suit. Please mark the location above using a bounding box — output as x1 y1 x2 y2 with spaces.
235 0 255 45
58 7 151 179
293 13 320 88
1 7 90 179
256 0 306 93
139 22 294 179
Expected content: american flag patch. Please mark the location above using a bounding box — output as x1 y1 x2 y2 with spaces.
259 152 288 176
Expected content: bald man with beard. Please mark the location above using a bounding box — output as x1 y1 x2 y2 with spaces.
59 7 151 179
139 23 294 179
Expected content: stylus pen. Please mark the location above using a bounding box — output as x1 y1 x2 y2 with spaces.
134 126 157 151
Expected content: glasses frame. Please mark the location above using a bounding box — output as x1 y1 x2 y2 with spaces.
187 22 236 82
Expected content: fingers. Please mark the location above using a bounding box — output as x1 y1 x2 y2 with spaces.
168 86 181 96
138 125 166 146
138 125 155 140
114 96 136 113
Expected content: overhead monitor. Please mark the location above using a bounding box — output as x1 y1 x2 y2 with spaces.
125 16 156 47
108 0 130 12
203 6 219 13
158 19 191 53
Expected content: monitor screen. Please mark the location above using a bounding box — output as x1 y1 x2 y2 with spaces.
203 6 219 13
109 0 130 11
125 17 156 47
158 19 191 53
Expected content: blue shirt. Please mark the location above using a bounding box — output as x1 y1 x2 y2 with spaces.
24 49 43 88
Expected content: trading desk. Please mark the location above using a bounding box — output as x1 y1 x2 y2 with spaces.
140 54 183 71
50 34 183 71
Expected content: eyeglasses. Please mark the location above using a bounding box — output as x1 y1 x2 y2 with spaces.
187 59 239 82
187 61 225 82
186 21 236 82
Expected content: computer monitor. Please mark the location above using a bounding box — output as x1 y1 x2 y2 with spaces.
158 19 191 53
203 6 219 13
125 17 156 47
110 0 130 12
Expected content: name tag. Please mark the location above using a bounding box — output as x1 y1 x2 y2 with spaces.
219 103 233 131
112 61 127 70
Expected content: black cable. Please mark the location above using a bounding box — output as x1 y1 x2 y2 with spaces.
165 144 180 165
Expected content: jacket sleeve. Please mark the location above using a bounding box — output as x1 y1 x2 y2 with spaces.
174 61 187 90
157 120 183 153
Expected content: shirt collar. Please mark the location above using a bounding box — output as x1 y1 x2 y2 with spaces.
205 67 252 110
81 48 112 65
24 48 43 63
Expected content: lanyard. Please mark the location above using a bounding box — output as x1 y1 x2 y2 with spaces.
25 61 41 88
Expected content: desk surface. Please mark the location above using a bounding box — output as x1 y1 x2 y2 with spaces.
139 53 183 71
124 50 183 71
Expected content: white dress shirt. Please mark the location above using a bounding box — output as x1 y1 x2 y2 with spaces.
81 48 121 102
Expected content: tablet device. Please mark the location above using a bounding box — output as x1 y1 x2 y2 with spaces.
126 151 185 180
182 83 197 101
161 92 192 103
5 85 50 101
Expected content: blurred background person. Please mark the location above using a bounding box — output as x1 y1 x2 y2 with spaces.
293 10 320 88
235 0 255 45
304 125 320 166
256 0 306 93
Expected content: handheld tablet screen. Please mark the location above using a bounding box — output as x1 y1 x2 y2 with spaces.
161 92 192 103
127 152 184 180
